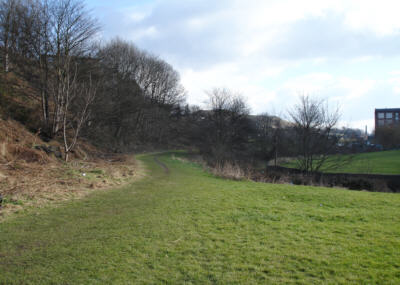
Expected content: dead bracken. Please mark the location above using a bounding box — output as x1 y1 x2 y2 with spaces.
0 118 140 221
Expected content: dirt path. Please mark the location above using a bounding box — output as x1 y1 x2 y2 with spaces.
154 157 170 174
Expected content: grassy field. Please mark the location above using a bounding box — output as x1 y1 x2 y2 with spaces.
1 152 400 284
284 150 400 175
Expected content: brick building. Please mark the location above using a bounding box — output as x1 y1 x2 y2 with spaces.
375 108 400 129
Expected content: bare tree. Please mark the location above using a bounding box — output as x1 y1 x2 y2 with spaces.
93 39 145 148
288 94 340 172
50 0 99 137
134 50 185 106
0 0 35 71
61 63 97 161
199 88 251 165
28 0 53 130
89 38 186 150
0 0 18 72
254 112 285 166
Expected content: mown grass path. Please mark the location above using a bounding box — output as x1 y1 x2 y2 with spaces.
1 152 400 284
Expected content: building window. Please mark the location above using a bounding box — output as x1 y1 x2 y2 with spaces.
386 112 393 119
396 113 399 121
378 120 385 126
378 112 384 119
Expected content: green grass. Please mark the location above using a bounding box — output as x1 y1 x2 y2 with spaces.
1 152 400 284
284 150 400 175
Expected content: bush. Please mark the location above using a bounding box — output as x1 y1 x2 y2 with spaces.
343 179 373 191
211 161 250 180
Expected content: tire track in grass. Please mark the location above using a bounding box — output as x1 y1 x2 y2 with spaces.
154 156 170 174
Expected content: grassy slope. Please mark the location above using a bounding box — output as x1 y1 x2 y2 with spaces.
1 153 400 284
326 150 400 175
285 150 400 175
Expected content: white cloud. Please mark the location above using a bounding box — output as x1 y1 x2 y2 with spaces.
181 62 277 113
130 26 158 41
128 12 148 22
342 0 400 35
281 73 334 95
387 75 400 94
336 78 376 100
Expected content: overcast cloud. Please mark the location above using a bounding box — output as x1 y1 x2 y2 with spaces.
87 0 400 131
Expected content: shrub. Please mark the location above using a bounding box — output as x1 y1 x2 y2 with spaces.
211 161 250 180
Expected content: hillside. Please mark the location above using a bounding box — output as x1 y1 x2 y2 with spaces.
0 116 140 218
248 114 292 128
0 66 143 216
1 152 399 283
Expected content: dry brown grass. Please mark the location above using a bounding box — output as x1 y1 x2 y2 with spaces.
0 118 52 165
211 161 252 180
170 153 253 181
0 154 140 221
6 144 50 164
0 118 141 221
0 118 40 144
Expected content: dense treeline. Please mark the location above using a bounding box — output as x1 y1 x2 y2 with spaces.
87 39 186 151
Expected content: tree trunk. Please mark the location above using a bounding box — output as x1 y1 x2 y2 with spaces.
4 38 9 73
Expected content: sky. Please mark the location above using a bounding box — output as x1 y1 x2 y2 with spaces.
86 0 400 132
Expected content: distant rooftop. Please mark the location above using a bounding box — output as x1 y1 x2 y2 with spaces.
375 108 400 112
